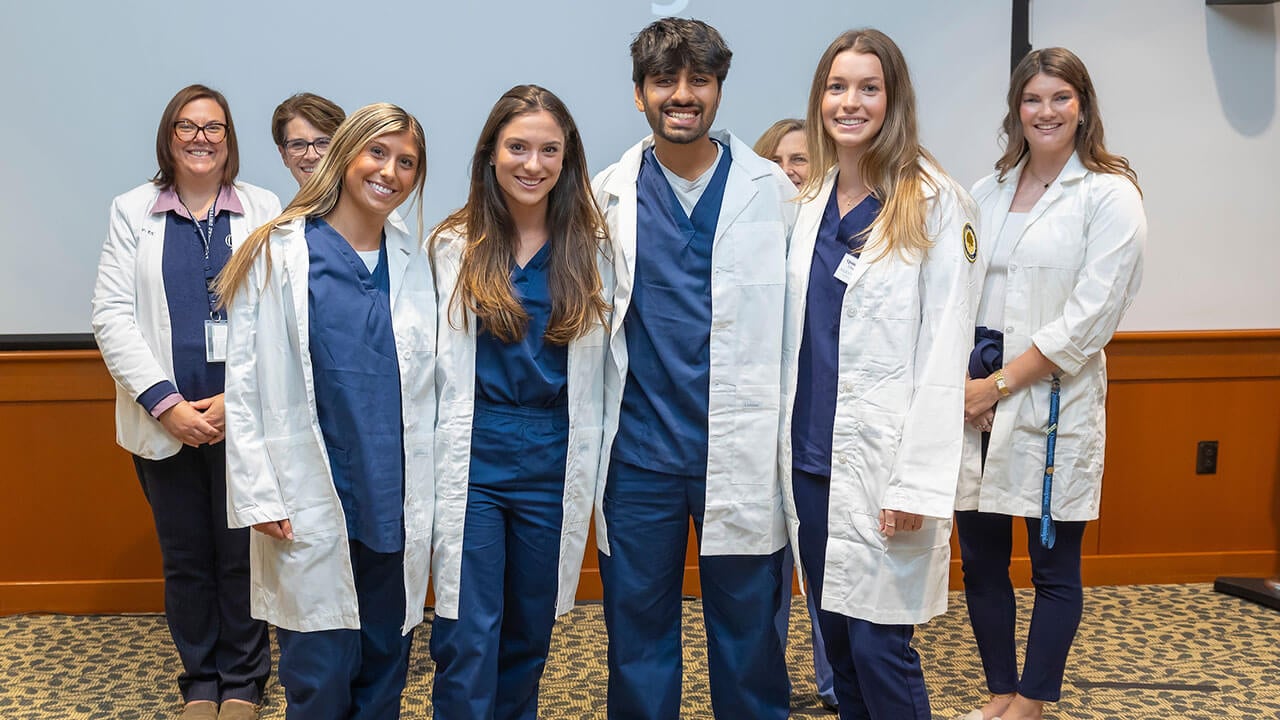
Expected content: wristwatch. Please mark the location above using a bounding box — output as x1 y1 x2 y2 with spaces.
993 369 1012 398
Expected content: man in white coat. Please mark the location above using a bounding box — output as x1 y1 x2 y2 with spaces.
592 17 797 720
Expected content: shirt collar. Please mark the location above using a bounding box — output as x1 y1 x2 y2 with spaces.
150 184 244 218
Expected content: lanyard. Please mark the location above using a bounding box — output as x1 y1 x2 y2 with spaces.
1040 375 1061 549
179 196 226 321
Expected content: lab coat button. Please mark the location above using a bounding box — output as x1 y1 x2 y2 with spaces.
1005 326 1014 333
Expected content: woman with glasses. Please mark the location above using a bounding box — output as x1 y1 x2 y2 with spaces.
218 103 434 720
92 84 280 720
271 93 346 187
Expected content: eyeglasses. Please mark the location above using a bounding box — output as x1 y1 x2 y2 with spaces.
283 137 332 157
174 120 228 143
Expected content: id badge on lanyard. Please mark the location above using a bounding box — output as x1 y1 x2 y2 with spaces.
184 197 230 364
205 318 228 362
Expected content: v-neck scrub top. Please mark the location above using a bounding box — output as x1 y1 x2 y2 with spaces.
306 217 405 553
612 142 733 477
474 242 568 408
791 190 881 477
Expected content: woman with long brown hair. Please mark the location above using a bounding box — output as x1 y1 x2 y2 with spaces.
217 102 435 720
428 84 610 720
953 47 1145 720
779 29 981 719
91 83 278 720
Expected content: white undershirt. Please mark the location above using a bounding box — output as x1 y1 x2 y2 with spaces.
656 142 724 217
357 249 380 273
977 211 1027 330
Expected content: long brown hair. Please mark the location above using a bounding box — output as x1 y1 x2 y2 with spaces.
996 47 1141 194
217 103 427 306
431 84 608 345
800 29 939 261
152 84 239 189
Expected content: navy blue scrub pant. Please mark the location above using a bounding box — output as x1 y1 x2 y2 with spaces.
955 511 1087 702
778 548 837 707
275 541 413 720
430 401 568 720
599 459 790 720
133 443 270 705
792 467 931 720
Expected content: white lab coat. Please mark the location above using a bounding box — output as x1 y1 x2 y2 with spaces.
592 130 797 557
430 227 612 619
223 215 436 634
780 165 982 625
91 181 281 460
957 153 1145 521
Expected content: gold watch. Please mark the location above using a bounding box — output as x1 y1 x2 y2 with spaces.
993 369 1012 398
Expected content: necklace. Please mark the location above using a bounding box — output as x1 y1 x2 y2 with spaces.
1025 168 1055 189
838 186 871 209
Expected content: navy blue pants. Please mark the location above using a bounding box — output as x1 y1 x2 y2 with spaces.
276 541 413 720
778 548 837 707
955 511 1087 702
599 459 790 720
133 444 269 705
430 402 568 720
792 467 930 720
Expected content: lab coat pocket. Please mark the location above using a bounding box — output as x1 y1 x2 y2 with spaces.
732 384 781 485
264 433 338 523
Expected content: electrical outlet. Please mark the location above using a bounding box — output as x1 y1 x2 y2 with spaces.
1196 441 1218 475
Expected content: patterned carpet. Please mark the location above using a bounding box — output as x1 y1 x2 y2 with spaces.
1 584 1277 719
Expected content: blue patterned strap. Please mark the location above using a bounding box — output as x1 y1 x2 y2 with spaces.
1041 376 1061 549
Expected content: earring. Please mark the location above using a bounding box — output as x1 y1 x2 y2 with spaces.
1078 117 1085 125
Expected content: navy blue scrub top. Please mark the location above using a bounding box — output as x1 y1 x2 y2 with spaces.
791 189 880 477
306 217 405 552
160 206 233 402
613 142 732 477
474 241 569 408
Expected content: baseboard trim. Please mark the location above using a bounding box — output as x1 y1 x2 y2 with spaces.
575 551 1280 601
0 579 164 615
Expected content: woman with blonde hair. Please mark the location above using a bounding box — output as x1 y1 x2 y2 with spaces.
428 84 610 720
754 117 836 713
754 118 810 190
954 47 1144 720
218 102 435 720
779 29 981 719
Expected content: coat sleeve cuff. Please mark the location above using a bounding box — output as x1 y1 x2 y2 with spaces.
137 381 181 416
1031 327 1088 376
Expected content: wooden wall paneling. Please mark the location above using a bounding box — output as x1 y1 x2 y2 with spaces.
2 330 1278 614
0 351 163 614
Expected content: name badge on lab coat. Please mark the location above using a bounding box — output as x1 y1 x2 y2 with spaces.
833 253 859 285
205 319 228 363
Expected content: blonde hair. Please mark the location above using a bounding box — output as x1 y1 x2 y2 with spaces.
430 85 608 345
996 47 1141 195
217 103 427 306
752 118 804 157
800 29 939 261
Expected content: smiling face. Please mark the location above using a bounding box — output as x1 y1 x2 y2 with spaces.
492 110 565 213
279 116 331 186
634 67 722 145
820 50 887 157
1019 72 1081 160
340 130 420 219
771 129 809 188
170 98 227 186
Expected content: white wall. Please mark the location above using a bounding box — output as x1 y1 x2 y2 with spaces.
1031 1 1280 331
2 0 1017 335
